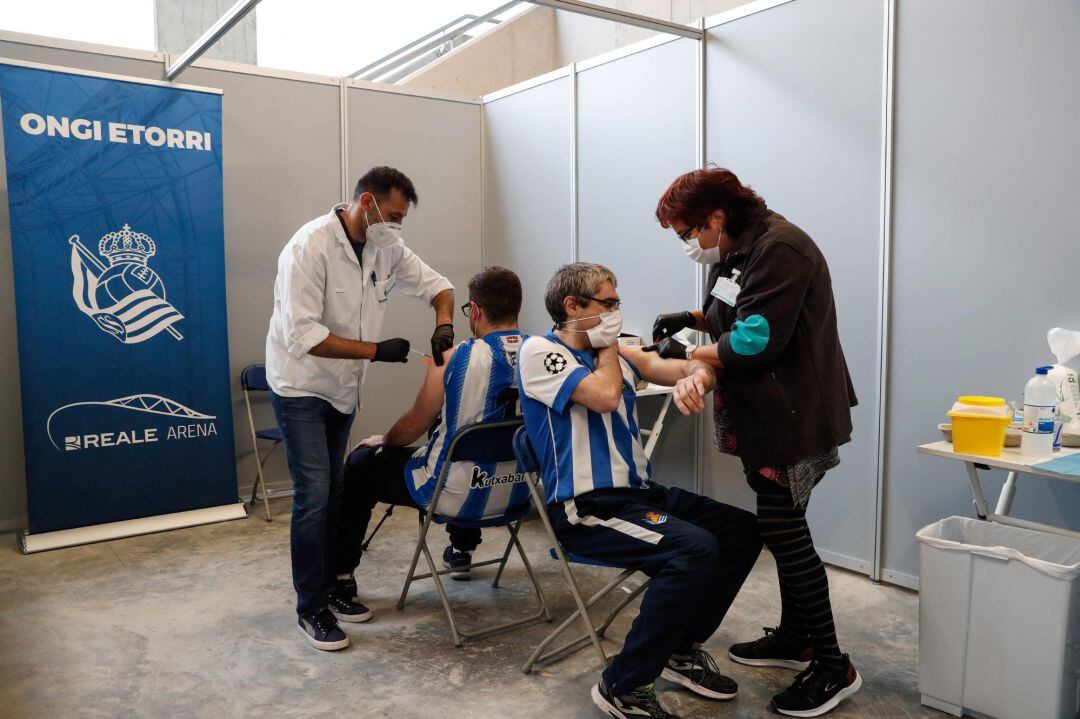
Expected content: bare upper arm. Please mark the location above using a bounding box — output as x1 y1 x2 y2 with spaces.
409 346 454 424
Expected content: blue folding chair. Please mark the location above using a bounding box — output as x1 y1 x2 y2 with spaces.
512 426 651 674
397 418 553 647
241 364 289 522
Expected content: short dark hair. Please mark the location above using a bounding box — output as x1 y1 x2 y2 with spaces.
468 266 521 325
353 166 419 206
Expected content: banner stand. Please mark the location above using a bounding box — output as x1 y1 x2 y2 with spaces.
19 502 247 554
1 60 240 547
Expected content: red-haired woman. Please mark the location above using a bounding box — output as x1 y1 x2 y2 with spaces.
646 166 861 717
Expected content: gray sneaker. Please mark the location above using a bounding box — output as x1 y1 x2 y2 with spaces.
298 607 349 651
591 678 681 719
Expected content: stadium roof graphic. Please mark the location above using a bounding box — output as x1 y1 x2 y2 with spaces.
46 394 216 450
103 394 213 418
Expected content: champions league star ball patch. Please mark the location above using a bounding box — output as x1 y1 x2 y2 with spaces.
643 511 668 526
544 352 568 375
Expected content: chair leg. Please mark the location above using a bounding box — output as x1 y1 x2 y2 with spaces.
595 577 649 638
522 568 631 674
244 390 273 522
522 569 647 674
421 535 465 648
492 520 519 589
397 512 429 611
506 520 552 622
254 444 275 522
361 504 394 553
522 477 609 672
400 516 550 647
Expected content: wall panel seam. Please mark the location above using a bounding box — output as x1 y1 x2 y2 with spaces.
872 0 897 583
339 78 349 203
570 63 579 262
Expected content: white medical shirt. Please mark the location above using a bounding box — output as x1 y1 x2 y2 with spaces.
265 204 453 414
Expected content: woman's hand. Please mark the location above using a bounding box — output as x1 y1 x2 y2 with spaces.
358 434 385 448
651 310 695 342
643 337 689 360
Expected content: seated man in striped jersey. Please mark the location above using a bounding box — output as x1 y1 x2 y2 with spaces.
332 266 527 622
518 262 763 719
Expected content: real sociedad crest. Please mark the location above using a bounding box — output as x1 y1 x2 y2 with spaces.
67 224 184 343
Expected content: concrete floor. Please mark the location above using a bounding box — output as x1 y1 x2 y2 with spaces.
0 504 941 719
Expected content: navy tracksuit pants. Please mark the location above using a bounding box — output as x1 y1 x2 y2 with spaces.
549 484 762 695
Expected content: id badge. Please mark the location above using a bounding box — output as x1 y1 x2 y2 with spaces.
710 275 740 307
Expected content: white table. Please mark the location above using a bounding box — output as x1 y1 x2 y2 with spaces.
917 441 1080 538
636 383 674 460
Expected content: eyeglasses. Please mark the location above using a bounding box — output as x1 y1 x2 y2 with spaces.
676 225 701 243
581 295 622 311
461 301 475 318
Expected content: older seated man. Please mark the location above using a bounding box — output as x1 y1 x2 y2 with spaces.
518 262 763 719
332 266 527 620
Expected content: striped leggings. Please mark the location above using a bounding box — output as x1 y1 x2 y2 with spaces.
748 472 845 670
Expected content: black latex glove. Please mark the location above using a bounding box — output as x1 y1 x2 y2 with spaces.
652 311 695 343
430 323 455 366
373 338 410 363
642 337 689 360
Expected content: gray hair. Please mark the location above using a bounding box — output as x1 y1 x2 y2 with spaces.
544 262 617 325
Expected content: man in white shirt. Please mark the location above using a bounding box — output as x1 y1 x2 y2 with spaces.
265 166 455 651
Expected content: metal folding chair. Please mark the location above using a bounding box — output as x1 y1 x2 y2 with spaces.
512 426 651 674
240 363 289 522
397 418 552 647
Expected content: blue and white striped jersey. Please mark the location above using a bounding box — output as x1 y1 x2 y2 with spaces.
405 331 530 522
517 333 652 504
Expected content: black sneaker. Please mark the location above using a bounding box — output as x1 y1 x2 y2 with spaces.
297 607 349 651
660 647 737 700
329 579 373 623
442 545 472 581
729 627 812 670
771 656 862 717
590 679 681 719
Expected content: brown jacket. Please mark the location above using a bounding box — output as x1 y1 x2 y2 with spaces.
703 210 856 470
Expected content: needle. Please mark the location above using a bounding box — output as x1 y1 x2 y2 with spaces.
409 348 431 359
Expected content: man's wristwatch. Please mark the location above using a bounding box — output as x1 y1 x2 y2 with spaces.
684 343 697 360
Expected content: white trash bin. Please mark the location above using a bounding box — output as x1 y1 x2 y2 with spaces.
917 517 1080 719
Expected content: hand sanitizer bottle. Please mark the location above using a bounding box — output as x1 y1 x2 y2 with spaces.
1021 366 1057 457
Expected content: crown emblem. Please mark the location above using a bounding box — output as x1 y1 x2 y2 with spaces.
98 224 156 266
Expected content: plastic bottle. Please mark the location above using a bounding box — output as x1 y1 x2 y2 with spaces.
1021 366 1057 457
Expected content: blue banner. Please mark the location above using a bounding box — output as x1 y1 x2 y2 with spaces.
0 62 236 535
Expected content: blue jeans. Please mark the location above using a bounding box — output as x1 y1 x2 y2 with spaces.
270 392 355 615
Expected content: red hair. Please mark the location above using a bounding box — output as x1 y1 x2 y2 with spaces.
655 166 767 237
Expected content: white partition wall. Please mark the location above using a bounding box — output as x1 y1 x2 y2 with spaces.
482 72 574 335
346 86 483 441
704 0 886 574
576 38 700 490
881 0 1080 586
575 38 698 340
174 62 344 500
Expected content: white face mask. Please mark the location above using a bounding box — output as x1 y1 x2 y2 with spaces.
683 236 722 265
364 196 403 250
563 310 623 349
